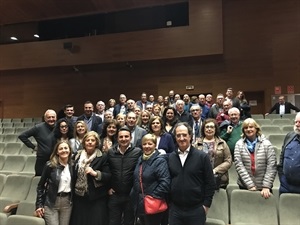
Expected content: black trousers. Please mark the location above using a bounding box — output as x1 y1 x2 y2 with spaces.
169 204 206 225
108 194 135 225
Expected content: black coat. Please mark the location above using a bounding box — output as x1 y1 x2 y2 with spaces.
77 113 102 132
269 102 300 114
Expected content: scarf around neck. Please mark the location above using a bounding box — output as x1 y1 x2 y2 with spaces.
245 137 258 153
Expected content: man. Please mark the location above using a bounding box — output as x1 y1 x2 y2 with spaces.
77 101 102 132
125 111 147 148
18 109 57 176
183 94 191 112
205 94 213 108
157 95 164 106
175 99 193 127
126 99 136 113
266 95 300 115
168 90 175 104
215 100 232 125
168 122 215 225
107 127 141 225
190 104 203 143
97 110 114 135
136 92 149 111
148 94 155 106
113 94 127 117
95 100 106 121
278 112 300 194
198 94 210 120
225 87 240 109
63 104 78 125
208 93 224 119
220 107 242 157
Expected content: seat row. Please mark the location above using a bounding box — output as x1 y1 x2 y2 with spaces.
252 113 297 121
0 174 44 225
0 122 37 128
0 155 35 176
1 118 42 123
0 127 29 135
0 143 34 155
1 174 297 225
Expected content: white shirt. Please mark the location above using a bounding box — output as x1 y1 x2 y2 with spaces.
178 146 190 166
279 104 285 115
58 164 71 193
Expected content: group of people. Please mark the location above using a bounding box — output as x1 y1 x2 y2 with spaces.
16 88 300 225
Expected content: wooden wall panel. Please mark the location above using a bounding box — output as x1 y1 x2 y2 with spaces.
0 0 223 70
0 0 300 118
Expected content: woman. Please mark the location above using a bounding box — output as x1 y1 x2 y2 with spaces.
116 113 126 127
152 104 162 117
162 106 179 134
137 110 152 133
99 119 119 153
236 90 251 119
234 118 277 199
70 131 111 225
107 98 116 113
149 116 175 154
53 118 73 142
131 134 170 225
35 141 73 225
69 120 88 154
194 118 232 189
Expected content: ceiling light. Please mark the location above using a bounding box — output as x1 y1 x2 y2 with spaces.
34 34 40 38
10 37 18 41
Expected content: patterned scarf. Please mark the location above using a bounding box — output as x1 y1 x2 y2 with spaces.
245 137 258 153
75 150 97 196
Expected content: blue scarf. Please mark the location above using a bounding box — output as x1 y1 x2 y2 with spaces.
245 137 257 153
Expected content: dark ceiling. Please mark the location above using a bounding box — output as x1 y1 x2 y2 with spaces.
0 0 186 25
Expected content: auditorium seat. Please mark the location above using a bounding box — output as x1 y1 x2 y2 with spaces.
268 134 286 149
6 215 45 225
24 122 35 128
230 189 278 225
2 143 22 155
265 114 282 120
251 114 264 120
279 193 300 225
19 144 34 155
281 125 294 133
3 134 19 143
33 117 42 123
205 219 225 225
1 119 12 123
261 125 282 135
11 118 22 123
0 155 27 175
13 122 24 128
0 143 5 154
271 118 293 126
15 127 28 135
2 128 16 134
22 118 33 123
0 155 6 170
281 113 297 120
0 175 32 212
207 188 228 225
1 123 13 128
0 213 7 225
0 174 7 194
255 119 272 126
19 156 36 176
228 165 238 184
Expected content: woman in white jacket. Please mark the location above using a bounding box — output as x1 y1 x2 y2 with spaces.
234 118 277 199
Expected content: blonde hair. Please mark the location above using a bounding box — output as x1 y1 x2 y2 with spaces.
49 141 72 167
82 131 100 149
142 133 157 145
241 118 262 138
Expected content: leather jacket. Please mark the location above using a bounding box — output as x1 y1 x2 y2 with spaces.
36 161 73 209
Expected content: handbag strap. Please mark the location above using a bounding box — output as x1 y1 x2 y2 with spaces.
139 164 145 197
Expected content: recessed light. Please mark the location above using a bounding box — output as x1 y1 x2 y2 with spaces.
10 37 18 41
34 34 40 38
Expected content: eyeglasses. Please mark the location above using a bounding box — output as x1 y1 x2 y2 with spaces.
191 109 200 112
205 125 215 129
60 125 68 129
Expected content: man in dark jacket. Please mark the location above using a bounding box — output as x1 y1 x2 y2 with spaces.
18 109 56 176
278 112 300 194
168 122 215 225
266 95 300 115
107 126 142 225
